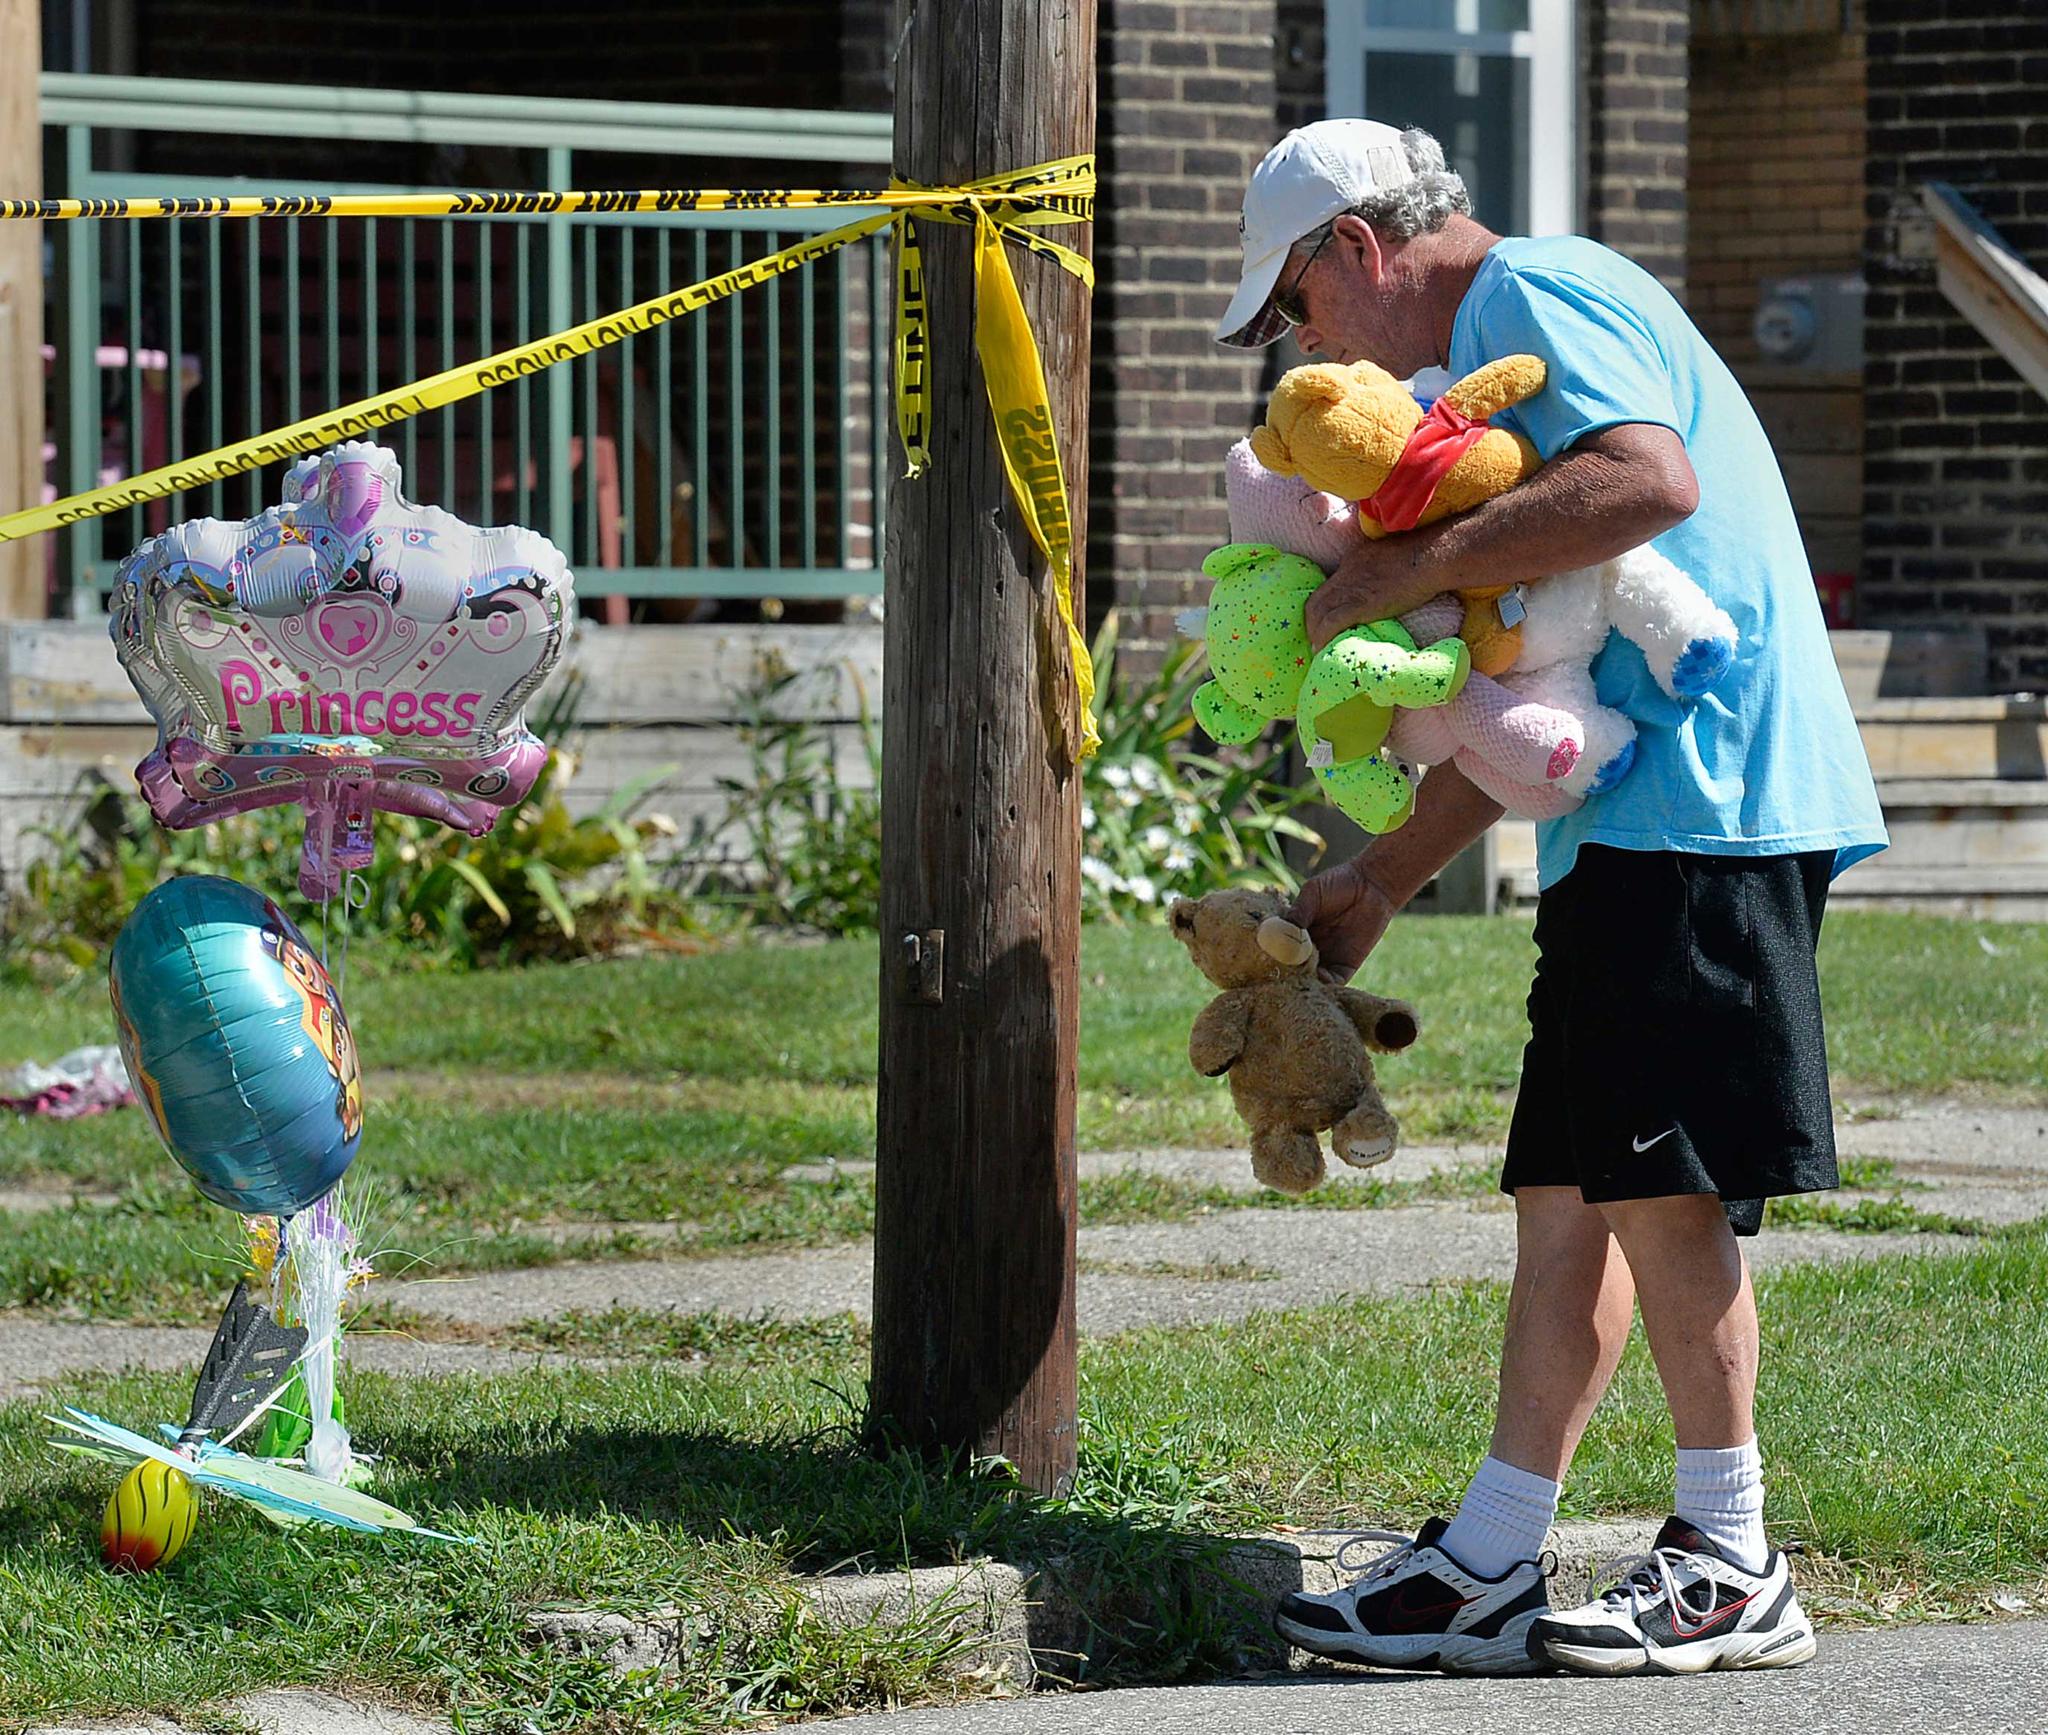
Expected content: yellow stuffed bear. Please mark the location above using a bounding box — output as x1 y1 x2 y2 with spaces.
1248 355 1549 677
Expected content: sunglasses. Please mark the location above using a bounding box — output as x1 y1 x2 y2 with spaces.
1269 224 1336 328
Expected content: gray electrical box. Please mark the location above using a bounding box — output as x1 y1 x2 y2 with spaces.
1752 273 1866 372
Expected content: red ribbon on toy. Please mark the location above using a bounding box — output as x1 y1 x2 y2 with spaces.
1357 398 1491 533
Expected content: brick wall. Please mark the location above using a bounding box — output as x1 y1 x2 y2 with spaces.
131 0 850 103
1091 1 1278 659
1274 0 1324 134
1689 23 1866 579
123 0 864 185
1862 2 2048 692
841 0 896 111
1580 0 1690 293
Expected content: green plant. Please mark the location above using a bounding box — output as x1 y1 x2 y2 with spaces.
3 782 310 978
377 746 682 965
687 655 885 937
1081 613 1325 922
678 619 1327 937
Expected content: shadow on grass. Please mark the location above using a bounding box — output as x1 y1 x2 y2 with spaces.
369 1412 1302 1685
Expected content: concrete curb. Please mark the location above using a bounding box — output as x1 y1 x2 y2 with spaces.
31 1688 449 1735
520 1520 1663 1688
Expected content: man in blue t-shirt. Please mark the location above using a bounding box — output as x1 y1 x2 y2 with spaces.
1213 119 1886 1678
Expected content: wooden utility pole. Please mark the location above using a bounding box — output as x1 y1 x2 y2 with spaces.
871 0 1095 1494
0 0 42 618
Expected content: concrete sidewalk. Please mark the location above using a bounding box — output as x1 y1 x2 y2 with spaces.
824 1618 2048 1735
1 1099 2038 1403
31 1618 2046 1735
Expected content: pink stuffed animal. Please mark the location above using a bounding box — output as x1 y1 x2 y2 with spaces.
1222 440 1595 814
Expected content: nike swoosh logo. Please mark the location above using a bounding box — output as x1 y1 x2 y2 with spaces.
1633 1128 1679 1152
1381 1588 1476 1632
1670 1590 1755 1639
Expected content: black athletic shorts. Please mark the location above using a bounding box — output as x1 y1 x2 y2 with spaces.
1501 844 1838 1236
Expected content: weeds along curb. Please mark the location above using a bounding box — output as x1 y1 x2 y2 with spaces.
521 1521 1664 1688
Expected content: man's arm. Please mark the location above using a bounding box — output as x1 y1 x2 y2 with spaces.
1290 761 1506 984
1306 422 1699 649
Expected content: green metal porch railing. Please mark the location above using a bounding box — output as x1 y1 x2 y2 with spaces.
35 73 896 614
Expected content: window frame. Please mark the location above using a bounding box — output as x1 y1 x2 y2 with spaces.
1323 0 1578 239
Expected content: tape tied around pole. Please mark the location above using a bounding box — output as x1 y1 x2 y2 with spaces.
0 157 1099 758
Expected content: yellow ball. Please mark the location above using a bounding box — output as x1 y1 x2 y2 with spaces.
101 1460 197 1573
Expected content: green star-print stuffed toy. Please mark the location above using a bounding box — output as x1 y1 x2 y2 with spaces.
1298 618 1471 834
1190 543 1324 745
1190 543 1470 834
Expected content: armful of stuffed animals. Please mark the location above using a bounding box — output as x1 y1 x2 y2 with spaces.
1188 991 1253 1077
1305 425 1701 651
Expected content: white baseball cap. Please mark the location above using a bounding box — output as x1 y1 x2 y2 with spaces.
1215 119 1417 349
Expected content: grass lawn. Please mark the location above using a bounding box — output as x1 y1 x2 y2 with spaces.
0 911 2043 1724
2 1224 2043 1726
0 911 2043 1320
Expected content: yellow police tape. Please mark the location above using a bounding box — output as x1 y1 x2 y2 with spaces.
0 160 1095 224
0 157 1099 755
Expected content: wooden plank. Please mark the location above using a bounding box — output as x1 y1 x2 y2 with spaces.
0 0 41 620
1832 862 2048 897
1875 813 2048 871
1924 181 2048 405
1879 779 2048 808
1830 628 1988 704
1500 859 2048 913
0 619 885 726
563 621 883 725
1860 717 2048 781
0 721 874 797
1857 695 2041 723
1482 787 2048 900
871 0 1092 1496
0 724 159 795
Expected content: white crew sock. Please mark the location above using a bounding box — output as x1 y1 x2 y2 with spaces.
1438 1455 1561 1579
1675 1437 1768 1573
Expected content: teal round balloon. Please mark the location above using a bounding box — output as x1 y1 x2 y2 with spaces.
109 876 363 1216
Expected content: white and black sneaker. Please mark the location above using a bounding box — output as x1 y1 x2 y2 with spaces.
1532 1516 1818 1676
1274 1516 1554 1675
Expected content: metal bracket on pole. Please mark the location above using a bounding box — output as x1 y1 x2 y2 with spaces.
897 929 944 1004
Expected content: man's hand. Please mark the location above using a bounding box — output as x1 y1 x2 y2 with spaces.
1305 535 1448 651
1288 763 1506 985
1289 857 1397 985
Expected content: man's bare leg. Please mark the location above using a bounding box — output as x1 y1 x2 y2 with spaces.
1434 1186 1637 1579
1533 1194 1813 1674
1598 1193 1756 1448
1492 1186 1639 1478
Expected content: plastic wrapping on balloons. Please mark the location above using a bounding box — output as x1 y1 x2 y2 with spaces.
110 441 574 900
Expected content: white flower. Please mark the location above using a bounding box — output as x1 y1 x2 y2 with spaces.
1099 764 1131 790
1126 874 1158 904
1129 759 1162 793
1163 848 1194 873
1116 785 1141 811
1142 826 1173 853
1081 801 1098 831
1080 856 1121 890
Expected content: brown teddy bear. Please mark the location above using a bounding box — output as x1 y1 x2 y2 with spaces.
1169 887 1419 1195
1247 353 1550 677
